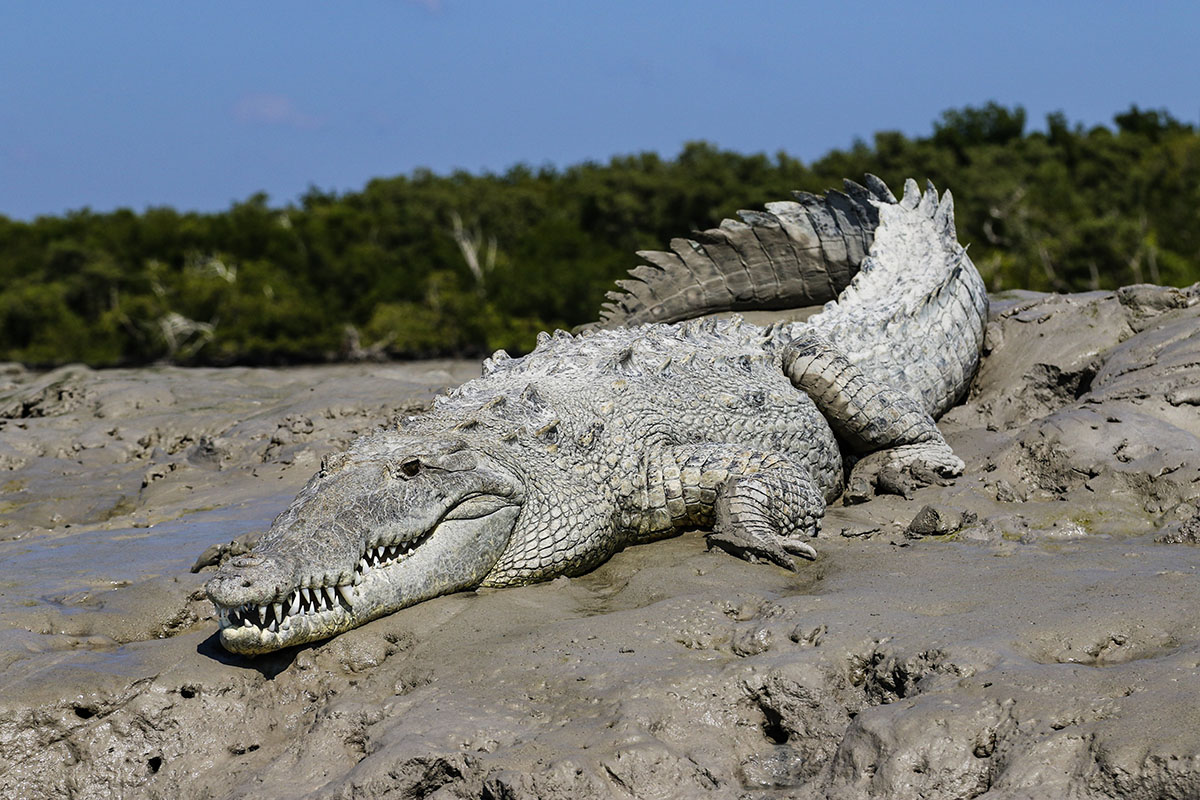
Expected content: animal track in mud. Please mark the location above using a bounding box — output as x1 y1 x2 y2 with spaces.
844 641 966 706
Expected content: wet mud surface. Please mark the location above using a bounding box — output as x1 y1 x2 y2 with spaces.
2 285 1200 799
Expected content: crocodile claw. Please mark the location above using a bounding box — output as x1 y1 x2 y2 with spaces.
705 530 816 571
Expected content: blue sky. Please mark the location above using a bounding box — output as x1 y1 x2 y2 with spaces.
1 2 1197 220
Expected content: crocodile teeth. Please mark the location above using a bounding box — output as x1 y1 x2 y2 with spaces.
290 593 301 616
273 602 283 623
301 587 312 605
258 604 269 623
337 584 355 606
353 571 363 585
324 586 337 606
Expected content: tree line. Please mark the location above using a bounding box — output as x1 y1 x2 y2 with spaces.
1 103 1197 367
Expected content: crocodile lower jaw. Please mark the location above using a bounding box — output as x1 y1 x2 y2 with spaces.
215 536 429 654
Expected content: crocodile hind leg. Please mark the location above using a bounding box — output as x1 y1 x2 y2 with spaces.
782 329 964 503
652 446 824 569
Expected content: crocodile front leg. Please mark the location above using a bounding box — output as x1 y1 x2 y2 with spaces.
710 465 823 568
639 445 824 569
782 329 964 502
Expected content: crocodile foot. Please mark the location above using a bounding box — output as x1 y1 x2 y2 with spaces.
844 442 964 504
706 528 817 570
707 472 822 570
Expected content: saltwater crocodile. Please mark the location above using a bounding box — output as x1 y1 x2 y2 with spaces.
206 176 988 655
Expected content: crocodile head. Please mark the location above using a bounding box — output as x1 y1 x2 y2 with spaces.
205 434 523 655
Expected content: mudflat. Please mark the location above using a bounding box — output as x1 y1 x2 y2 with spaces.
2 284 1199 799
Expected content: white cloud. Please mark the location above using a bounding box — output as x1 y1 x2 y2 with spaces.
233 94 321 129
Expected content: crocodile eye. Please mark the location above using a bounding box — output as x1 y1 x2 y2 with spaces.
400 458 421 478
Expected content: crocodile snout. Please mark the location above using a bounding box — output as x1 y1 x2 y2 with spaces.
206 552 295 607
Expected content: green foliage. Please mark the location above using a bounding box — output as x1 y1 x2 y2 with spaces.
1 104 1198 367
933 102 1027 154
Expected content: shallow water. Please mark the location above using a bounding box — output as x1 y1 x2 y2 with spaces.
0 495 285 627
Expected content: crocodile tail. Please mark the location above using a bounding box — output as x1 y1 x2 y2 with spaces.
807 178 989 417
589 175 897 329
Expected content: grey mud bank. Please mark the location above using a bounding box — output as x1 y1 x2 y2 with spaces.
2 279 1200 798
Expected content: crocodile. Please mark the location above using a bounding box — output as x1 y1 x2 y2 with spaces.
206 176 988 655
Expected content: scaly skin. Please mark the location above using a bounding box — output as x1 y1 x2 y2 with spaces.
206 177 988 655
